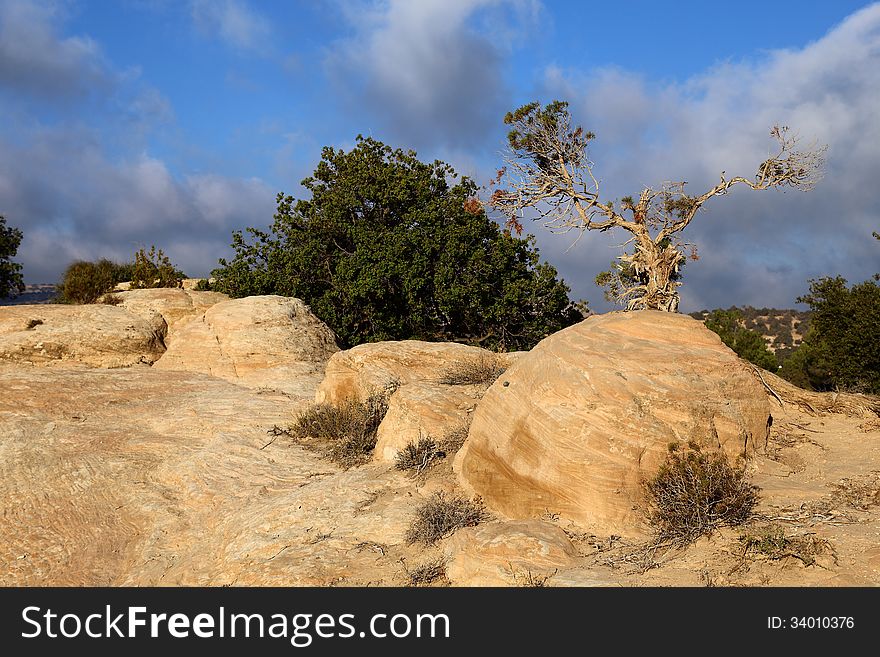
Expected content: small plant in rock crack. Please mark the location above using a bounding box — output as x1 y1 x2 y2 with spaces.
289 388 392 468
405 492 489 546
437 354 507 386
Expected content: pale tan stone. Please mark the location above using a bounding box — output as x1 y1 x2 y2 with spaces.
0 304 166 368
316 340 515 404
455 310 772 537
111 288 228 343
373 383 476 463
444 520 580 586
154 295 338 399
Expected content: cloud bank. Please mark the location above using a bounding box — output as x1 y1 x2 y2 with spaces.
0 0 274 283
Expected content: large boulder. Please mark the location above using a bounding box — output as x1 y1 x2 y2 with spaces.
153 295 339 399
111 288 228 343
315 340 513 404
0 304 166 368
455 311 772 537
373 383 477 462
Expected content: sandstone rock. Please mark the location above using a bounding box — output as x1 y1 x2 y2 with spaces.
0 304 166 368
0 364 419 586
444 520 580 586
154 295 339 399
455 310 771 537
373 383 477 463
316 340 515 404
112 288 228 342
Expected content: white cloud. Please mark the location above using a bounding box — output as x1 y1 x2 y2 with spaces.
190 0 272 53
0 129 276 282
326 0 538 150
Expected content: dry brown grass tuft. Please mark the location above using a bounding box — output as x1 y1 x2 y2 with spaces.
437 354 507 386
289 389 392 468
738 524 836 567
404 558 448 586
644 442 759 545
405 493 489 546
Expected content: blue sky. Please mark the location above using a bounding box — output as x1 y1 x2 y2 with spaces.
1 0 878 312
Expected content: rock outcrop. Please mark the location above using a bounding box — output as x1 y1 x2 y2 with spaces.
315 340 512 404
0 304 166 368
0 364 417 586
154 295 339 399
444 520 581 586
455 310 772 537
373 383 477 462
112 288 228 342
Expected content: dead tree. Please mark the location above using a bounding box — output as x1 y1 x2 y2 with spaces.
489 101 827 312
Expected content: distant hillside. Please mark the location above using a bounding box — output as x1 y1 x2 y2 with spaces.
0 284 58 306
689 306 811 364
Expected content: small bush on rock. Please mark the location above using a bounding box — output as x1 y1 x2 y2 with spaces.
395 436 442 473
289 389 392 468
405 492 488 546
130 245 185 289
738 524 835 567
438 354 507 386
57 259 129 304
644 442 759 545
404 558 448 586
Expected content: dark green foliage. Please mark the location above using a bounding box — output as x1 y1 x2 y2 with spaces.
781 276 880 393
289 390 391 468
130 246 185 289
405 492 488 546
503 100 594 173
193 278 212 291
702 308 778 370
211 136 583 350
56 259 129 304
0 215 25 299
644 443 759 545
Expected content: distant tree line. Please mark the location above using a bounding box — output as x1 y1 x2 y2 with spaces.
694 235 879 395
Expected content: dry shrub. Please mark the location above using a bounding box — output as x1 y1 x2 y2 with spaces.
395 436 442 473
100 293 123 305
405 559 448 586
644 442 759 545
738 524 835 567
25 318 43 330
828 472 880 511
289 389 391 468
406 493 488 546
439 422 470 455
511 568 558 587
437 354 507 386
